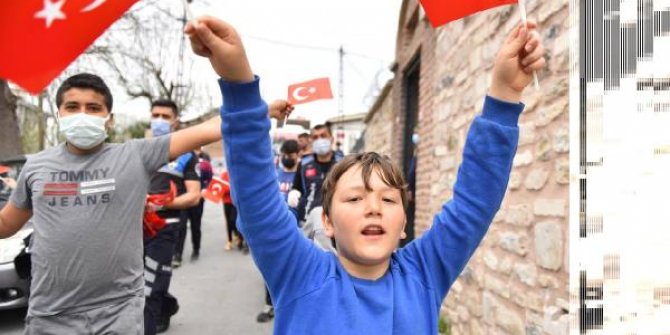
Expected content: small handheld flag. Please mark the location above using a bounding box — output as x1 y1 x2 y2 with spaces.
287 77 334 105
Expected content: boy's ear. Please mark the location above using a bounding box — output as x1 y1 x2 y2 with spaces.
322 211 335 238
400 219 407 239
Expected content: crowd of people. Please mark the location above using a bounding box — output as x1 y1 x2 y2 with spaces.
0 14 545 335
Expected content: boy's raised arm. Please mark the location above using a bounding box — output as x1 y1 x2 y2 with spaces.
398 22 546 299
186 16 329 306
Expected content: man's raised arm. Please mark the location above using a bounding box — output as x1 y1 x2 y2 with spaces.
168 117 221 161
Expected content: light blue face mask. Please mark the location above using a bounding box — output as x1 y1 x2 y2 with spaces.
312 138 332 155
151 119 172 137
58 113 109 150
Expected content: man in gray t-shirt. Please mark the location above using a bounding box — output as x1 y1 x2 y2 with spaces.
0 73 223 334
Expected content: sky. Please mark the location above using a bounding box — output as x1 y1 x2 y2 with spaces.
112 0 403 127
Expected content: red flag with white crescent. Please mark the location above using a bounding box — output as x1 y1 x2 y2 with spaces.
287 77 334 105
0 0 138 94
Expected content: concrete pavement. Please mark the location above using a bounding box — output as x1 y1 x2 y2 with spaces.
168 202 273 334
0 201 274 335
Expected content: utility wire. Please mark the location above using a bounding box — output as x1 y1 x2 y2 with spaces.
242 34 338 53
242 34 390 64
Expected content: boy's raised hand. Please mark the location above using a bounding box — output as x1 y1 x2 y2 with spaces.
185 16 254 83
490 21 546 103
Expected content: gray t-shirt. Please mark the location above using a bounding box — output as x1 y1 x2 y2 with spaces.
10 136 170 316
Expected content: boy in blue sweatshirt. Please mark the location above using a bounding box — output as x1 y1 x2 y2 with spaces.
186 16 545 334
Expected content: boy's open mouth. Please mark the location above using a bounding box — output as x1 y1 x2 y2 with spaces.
361 224 385 236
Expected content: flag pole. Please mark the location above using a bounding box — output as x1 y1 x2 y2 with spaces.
518 0 540 90
180 0 195 22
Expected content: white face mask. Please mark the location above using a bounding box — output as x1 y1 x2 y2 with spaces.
58 113 109 150
312 138 332 155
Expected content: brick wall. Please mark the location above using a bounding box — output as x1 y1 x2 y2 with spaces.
366 0 571 333
364 83 394 155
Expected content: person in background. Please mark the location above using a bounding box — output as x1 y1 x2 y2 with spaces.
143 99 201 334
297 132 311 158
289 123 343 252
175 147 213 264
221 170 248 254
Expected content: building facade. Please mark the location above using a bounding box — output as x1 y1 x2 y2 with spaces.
364 81 394 156
365 0 570 333
327 113 367 154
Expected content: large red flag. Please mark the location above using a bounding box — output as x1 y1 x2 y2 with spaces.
287 77 334 105
418 0 517 28
0 0 138 94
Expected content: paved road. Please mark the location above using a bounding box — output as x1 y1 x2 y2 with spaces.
0 202 274 335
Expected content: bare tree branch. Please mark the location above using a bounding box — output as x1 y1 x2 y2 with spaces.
81 1 210 114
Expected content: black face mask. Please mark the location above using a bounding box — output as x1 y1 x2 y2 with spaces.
282 157 296 169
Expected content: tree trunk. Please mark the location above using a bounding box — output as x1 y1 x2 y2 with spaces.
0 80 23 157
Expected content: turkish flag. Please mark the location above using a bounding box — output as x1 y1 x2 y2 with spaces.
203 177 229 204
0 0 138 94
287 77 334 105
419 0 517 28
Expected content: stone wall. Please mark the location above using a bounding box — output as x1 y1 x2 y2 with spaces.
370 0 571 333
429 1 570 334
364 83 394 155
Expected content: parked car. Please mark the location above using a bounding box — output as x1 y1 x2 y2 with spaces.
0 227 31 310
0 155 31 310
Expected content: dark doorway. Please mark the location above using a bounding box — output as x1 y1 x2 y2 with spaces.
400 55 420 247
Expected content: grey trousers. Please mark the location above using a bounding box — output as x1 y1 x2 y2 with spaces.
24 295 144 335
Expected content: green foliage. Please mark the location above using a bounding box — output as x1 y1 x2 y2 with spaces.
438 316 451 335
108 121 149 143
126 121 149 139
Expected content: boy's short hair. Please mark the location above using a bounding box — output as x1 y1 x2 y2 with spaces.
56 73 113 112
298 133 310 139
280 140 299 154
322 152 408 217
151 99 179 118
